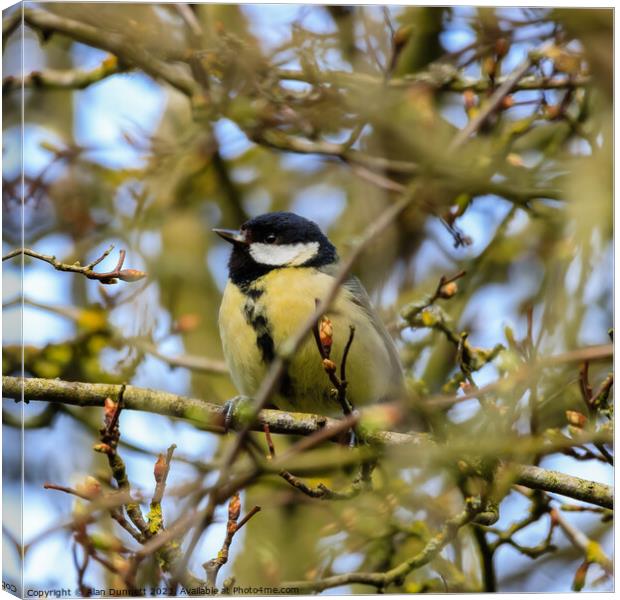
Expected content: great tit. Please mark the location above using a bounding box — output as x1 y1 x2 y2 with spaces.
215 212 404 416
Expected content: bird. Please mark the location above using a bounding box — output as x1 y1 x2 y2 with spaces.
214 212 404 417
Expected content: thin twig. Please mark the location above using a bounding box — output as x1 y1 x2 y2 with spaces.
311 310 356 418
340 326 356 389
274 67 589 94
550 508 613 576
203 493 261 587
147 444 178 536
71 541 91 598
3 57 127 93
286 501 482 592
176 3 203 39
152 444 177 506
43 483 93 502
424 343 614 410
127 338 229 374
448 54 537 151
264 422 363 501
263 424 276 459
9 297 227 375
97 395 150 537
3 246 146 284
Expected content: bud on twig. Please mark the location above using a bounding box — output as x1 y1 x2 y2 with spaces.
322 358 337 373
572 559 590 591
102 55 118 70
93 443 113 455
506 153 524 167
463 89 476 112
117 269 147 282
545 104 562 120
495 37 509 58
391 23 413 69
78 476 102 499
229 492 241 521
319 317 333 357
500 95 514 110
457 460 469 473
228 492 241 530
104 397 117 422
549 508 560 526
566 410 587 428
439 281 458 299
459 380 472 393
173 313 201 333
154 453 166 483
482 56 497 78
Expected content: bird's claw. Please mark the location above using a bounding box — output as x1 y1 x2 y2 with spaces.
347 429 357 448
347 409 361 448
221 395 252 433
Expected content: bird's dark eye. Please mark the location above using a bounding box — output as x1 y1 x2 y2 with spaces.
265 234 277 244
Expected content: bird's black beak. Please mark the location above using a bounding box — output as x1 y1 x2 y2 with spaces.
213 228 248 245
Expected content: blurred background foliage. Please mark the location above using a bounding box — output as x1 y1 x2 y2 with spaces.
2 2 613 594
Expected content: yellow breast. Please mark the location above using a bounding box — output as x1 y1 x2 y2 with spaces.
218 268 399 415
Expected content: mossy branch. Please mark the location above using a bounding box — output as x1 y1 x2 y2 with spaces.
22 7 198 97
3 376 613 509
3 56 127 93
287 500 481 592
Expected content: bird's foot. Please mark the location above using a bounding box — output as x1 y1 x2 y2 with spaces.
220 395 252 433
347 409 362 448
347 429 357 448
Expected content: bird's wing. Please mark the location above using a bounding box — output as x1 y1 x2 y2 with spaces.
316 264 404 387
341 275 405 387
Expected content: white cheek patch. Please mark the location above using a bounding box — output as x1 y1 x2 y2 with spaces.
249 242 320 266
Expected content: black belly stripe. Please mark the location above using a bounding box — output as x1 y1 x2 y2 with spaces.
240 284 295 398
242 289 276 365
279 372 294 398
255 331 275 363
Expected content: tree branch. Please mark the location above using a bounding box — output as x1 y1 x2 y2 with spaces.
126 337 228 375
2 8 21 46
251 129 562 205
550 507 613 576
2 375 411 443
274 67 589 94
286 500 481 592
515 466 612 511
3 245 146 284
3 376 613 509
22 8 198 98
3 56 127 93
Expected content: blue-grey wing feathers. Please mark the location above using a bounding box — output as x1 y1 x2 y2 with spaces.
342 275 405 392
318 263 404 394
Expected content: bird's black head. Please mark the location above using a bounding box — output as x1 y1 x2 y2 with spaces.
214 212 338 287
